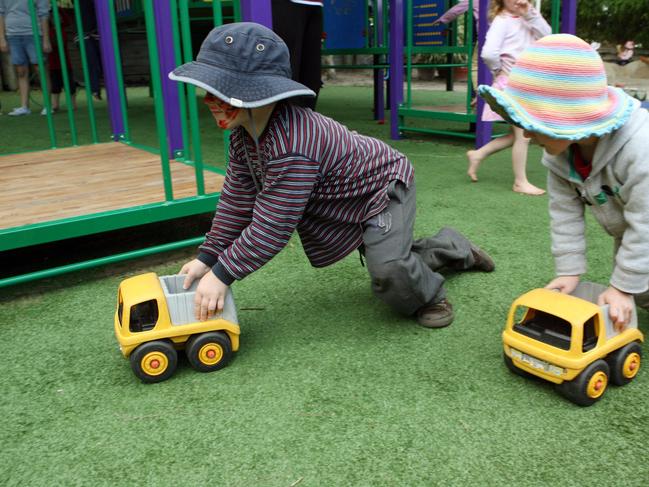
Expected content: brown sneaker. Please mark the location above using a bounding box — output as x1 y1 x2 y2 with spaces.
417 299 454 328
470 244 495 272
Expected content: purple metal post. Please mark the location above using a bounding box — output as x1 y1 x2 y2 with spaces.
389 0 404 140
475 0 492 148
95 0 124 139
240 0 272 27
153 1 183 158
373 0 385 122
561 0 577 35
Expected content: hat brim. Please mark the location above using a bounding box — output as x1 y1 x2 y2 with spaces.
478 84 636 140
169 61 316 108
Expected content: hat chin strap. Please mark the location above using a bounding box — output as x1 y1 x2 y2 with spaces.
242 108 262 192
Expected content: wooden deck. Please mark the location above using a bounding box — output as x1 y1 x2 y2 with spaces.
0 143 224 229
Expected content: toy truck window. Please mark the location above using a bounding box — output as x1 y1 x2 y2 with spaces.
129 299 159 333
513 307 571 351
582 315 598 352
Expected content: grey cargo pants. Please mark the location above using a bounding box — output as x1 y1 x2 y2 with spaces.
362 181 480 316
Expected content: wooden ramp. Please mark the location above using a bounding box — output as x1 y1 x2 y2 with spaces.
0 143 224 229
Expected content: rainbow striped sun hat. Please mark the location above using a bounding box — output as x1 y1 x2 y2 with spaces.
478 34 636 140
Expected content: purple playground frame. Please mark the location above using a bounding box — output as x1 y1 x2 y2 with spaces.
95 0 124 140
154 0 183 158
240 0 272 27
96 0 577 149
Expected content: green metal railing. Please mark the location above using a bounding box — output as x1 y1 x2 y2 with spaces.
399 0 477 139
72 0 99 142
108 0 132 142
27 0 55 146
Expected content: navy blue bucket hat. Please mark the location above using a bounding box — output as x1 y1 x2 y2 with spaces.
169 22 315 108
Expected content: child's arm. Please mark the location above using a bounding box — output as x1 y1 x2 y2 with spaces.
608 138 649 310
521 6 551 40
434 0 469 26
547 167 588 279
210 155 320 286
481 16 506 75
192 148 257 276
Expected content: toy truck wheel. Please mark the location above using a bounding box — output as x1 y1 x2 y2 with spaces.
186 331 232 372
130 340 178 383
608 342 642 386
556 359 610 407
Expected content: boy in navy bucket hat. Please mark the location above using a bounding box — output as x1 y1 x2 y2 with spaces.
170 22 495 329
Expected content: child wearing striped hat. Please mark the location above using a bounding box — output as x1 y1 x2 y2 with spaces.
170 22 495 329
479 33 649 330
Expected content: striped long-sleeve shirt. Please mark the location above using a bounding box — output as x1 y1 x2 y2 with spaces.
198 103 414 285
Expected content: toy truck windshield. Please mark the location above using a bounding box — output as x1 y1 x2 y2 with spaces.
512 306 599 353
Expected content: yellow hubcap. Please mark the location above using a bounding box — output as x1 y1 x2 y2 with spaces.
623 353 641 379
586 371 608 399
199 343 224 366
141 351 169 376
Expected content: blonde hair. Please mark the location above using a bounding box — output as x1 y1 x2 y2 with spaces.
488 0 505 22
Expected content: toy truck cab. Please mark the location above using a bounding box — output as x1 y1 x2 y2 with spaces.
503 282 643 406
115 273 240 383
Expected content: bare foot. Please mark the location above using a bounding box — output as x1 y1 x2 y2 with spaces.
466 150 482 182
513 182 546 196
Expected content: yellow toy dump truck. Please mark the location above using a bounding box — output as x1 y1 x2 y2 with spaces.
115 273 240 383
503 282 643 406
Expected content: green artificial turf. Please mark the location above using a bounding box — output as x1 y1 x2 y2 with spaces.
1 84 648 486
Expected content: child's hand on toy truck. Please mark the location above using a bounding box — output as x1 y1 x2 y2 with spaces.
180 259 229 321
546 275 633 331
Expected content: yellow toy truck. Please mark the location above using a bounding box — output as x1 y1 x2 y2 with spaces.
114 273 240 383
503 282 643 406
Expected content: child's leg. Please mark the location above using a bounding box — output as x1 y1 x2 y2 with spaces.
361 181 446 317
466 131 514 182
412 227 495 273
511 126 545 195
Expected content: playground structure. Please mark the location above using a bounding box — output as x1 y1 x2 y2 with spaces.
392 0 577 145
0 0 577 287
0 0 268 287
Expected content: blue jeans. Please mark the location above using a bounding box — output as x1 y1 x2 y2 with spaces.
7 35 39 66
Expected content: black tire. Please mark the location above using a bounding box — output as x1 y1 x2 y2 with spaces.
185 331 233 372
607 342 642 386
503 352 534 379
130 340 178 383
556 359 609 407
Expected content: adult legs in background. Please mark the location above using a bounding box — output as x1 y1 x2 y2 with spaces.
271 0 322 110
15 63 30 109
84 36 102 99
50 66 77 111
